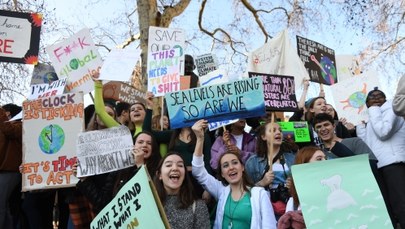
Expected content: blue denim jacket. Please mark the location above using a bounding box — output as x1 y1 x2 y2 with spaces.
245 152 295 185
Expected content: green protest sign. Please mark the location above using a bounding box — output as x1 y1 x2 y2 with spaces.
91 166 166 229
291 155 391 228
278 121 310 142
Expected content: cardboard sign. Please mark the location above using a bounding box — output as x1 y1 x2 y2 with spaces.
147 26 185 96
195 53 218 76
22 93 84 191
330 70 381 126
99 47 140 82
297 36 337 85
29 78 67 100
31 63 58 85
291 155 391 228
247 30 308 92
46 28 103 94
249 72 299 112
103 81 146 104
91 166 166 229
165 77 266 129
0 10 42 64
278 121 310 142
76 126 135 177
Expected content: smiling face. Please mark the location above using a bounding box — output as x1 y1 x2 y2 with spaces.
220 153 244 185
161 115 169 130
310 98 327 115
134 133 152 159
325 104 335 119
366 91 386 107
130 103 146 124
159 154 185 195
314 120 335 142
261 122 283 146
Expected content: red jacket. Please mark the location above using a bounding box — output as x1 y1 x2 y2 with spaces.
0 108 22 172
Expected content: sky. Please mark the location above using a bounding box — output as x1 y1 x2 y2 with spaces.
39 0 401 108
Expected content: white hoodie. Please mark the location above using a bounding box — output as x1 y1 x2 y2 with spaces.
356 100 405 168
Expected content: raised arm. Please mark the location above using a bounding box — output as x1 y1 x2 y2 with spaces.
94 80 119 128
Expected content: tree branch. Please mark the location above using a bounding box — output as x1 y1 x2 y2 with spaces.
159 0 191 27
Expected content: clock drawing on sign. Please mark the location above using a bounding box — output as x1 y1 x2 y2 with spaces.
38 124 65 154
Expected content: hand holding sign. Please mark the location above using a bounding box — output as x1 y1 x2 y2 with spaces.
191 119 208 139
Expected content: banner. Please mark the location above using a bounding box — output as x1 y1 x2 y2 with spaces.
249 72 299 111
103 81 146 104
291 155 391 228
247 30 308 92
0 10 41 64
297 36 337 85
31 63 58 85
278 121 310 142
147 26 185 96
91 166 166 229
76 126 135 177
99 47 140 82
195 53 218 76
22 93 84 191
165 77 266 129
330 70 381 126
46 28 103 94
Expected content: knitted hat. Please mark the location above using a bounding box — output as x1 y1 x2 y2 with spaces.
366 87 386 102
2 103 22 118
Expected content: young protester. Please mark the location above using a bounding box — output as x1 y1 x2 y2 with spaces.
393 75 405 117
356 87 405 228
313 112 396 226
245 121 295 219
210 119 256 170
277 146 325 229
153 152 210 228
75 131 161 212
115 102 131 126
191 119 277 229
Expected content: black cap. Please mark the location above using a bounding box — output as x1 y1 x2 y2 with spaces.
2 103 22 118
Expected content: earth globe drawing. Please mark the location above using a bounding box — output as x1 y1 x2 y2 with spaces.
38 124 65 154
340 83 367 114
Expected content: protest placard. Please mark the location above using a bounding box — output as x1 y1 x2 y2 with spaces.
195 53 218 76
330 70 381 126
291 155 391 228
0 10 41 64
208 119 238 131
165 77 266 129
278 121 310 142
29 78 67 100
180 75 191 90
31 63 58 85
91 166 167 229
46 28 103 94
296 35 337 85
147 26 185 96
103 81 146 105
199 69 229 86
22 93 84 191
336 55 362 82
99 47 140 82
249 72 299 111
247 30 307 92
76 126 135 177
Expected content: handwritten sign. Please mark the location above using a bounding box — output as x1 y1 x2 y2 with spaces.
195 53 218 76
99 47 140 82
291 155 391 228
31 63 58 85
208 119 238 131
147 26 185 96
22 93 84 191
247 30 308 93
278 121 310 142
165 77 266 129
249 72 299 111
199 69 229 86
297 36 337 85
46 28 102 94
76 126 134 177
91 166 166 229
103 81 146 104
0 10 41 64
28 78 67 100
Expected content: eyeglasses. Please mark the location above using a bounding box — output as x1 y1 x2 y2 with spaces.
368 93 385 100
